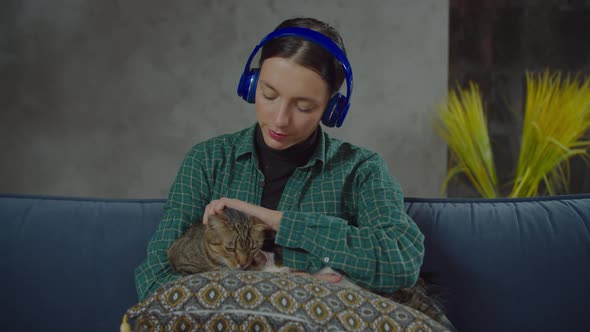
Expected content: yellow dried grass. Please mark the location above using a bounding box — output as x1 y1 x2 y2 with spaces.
510 71 590 197
436 71 590 198
436 82 498 198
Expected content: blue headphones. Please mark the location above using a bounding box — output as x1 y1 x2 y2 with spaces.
237 27 353 128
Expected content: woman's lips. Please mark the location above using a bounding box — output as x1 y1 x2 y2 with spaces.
269 129 287 141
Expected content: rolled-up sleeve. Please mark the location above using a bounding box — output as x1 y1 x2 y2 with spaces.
275 153 425 293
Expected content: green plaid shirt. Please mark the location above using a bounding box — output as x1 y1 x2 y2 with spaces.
135 124 424 300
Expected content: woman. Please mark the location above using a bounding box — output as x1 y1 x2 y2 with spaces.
134 17 425 302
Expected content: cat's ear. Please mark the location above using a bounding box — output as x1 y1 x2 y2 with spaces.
207 214 229 230
252 218 267 233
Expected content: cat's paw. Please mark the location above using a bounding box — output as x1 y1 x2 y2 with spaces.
252 250 268 267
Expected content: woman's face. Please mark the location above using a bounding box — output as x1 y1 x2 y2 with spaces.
255 57 330 150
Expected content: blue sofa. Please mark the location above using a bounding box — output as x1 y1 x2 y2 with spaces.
1 193 589 332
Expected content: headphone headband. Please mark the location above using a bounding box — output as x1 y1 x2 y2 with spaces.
238 27 353 127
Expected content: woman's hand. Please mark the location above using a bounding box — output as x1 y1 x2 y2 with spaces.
202 197 282 231
203 198 344 285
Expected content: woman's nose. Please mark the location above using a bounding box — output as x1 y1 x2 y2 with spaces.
273 102 290 127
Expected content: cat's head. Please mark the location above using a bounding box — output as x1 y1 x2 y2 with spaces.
204 208 267 269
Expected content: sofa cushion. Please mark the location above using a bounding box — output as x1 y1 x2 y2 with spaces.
405 194 590 332
126 270 448 331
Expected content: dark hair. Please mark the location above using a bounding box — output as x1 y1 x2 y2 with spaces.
259 17 347 95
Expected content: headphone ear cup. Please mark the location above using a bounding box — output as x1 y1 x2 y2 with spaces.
239 69 260 103
322 93 347 128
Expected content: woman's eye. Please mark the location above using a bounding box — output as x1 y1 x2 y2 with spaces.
262 93 277 100
296 103 315 113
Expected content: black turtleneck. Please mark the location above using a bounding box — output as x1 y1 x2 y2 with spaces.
254 124 319 210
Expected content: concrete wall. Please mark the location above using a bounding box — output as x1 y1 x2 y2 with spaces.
0 0 449 198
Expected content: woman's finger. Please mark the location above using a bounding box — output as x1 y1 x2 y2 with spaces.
202 200 220 225
202 204 211 224
213 200 226 214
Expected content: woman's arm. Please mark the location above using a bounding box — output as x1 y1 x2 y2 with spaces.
275 153 425 293
134 146 211 301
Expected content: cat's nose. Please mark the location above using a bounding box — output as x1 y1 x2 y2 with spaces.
236 255 249 268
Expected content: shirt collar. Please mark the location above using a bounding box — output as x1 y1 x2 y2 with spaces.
306 126 327 170
235 124 257 159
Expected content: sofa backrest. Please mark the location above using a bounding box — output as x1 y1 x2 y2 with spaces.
1 193 589 332
0 195 164 332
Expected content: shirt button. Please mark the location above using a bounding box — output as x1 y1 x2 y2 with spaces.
323 257 330 263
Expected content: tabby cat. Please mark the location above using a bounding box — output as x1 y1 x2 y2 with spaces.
168 208 456 331
168 208 268 273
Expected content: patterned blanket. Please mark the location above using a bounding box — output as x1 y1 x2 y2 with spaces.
127 271 449 331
